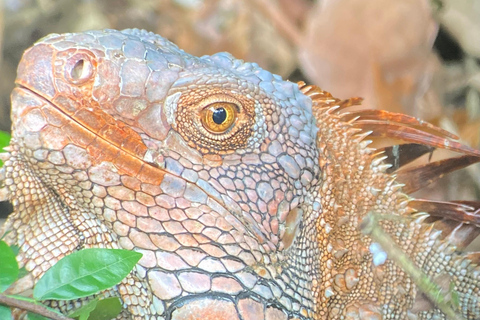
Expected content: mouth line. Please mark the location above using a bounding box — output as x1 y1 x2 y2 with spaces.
16 83 168 184
15 84 228 200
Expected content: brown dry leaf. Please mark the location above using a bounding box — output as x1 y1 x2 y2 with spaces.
153 0 297 77
277 0 311 27
298 0 438 114
437 0 480 58
71 0 109 32
452 110 480 148
470 72 480 94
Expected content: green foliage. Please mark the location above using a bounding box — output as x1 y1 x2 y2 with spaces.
0 243 141 320
87 297 122 320
0 131 11 167
450 281 461 310
9 245 20 256
34 248 142 300
0 241 19 293
67 298 100 320
68 297 122 320
0 304 12 320
27 312 50 320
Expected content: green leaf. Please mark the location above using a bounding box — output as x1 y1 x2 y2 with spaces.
87 297 122 320
0 131 10 145
0 304 12 320
18 267 29 279
27 312 50 320
450 281 461 309
67 297 98 320
0 131 11 167
0 230 11 241
33 248 142 300
68 297 122 320
0 241 19 292
9 245 20 256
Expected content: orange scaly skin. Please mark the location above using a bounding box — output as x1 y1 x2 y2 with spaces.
1 29 480 319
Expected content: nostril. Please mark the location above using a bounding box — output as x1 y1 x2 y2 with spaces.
64 52 95 85
71 59 86 80
69 58 93 84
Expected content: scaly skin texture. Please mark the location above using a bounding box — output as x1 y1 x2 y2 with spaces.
1 29 479 319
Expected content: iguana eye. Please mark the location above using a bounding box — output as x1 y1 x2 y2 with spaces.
171 89 257 154
200 102 237 134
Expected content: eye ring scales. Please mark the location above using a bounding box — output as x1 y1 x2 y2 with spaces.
173 89 257 154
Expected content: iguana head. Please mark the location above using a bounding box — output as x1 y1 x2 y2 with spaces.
11 29 322 319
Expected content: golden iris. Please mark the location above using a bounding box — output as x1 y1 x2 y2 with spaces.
201 102 237 133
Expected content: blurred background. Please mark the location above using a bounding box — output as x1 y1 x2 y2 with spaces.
0 0 480 220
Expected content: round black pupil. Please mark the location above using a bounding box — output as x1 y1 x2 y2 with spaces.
212 108 227 125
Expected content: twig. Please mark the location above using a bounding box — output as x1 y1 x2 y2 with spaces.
360 212 466 320
0 294 74 320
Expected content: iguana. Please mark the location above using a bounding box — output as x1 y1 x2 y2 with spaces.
1 29 480 319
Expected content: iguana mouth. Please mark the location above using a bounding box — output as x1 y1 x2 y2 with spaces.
13 82 168 186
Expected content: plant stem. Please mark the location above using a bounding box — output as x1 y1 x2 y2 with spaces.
0 294 74 320
360 212 466 320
